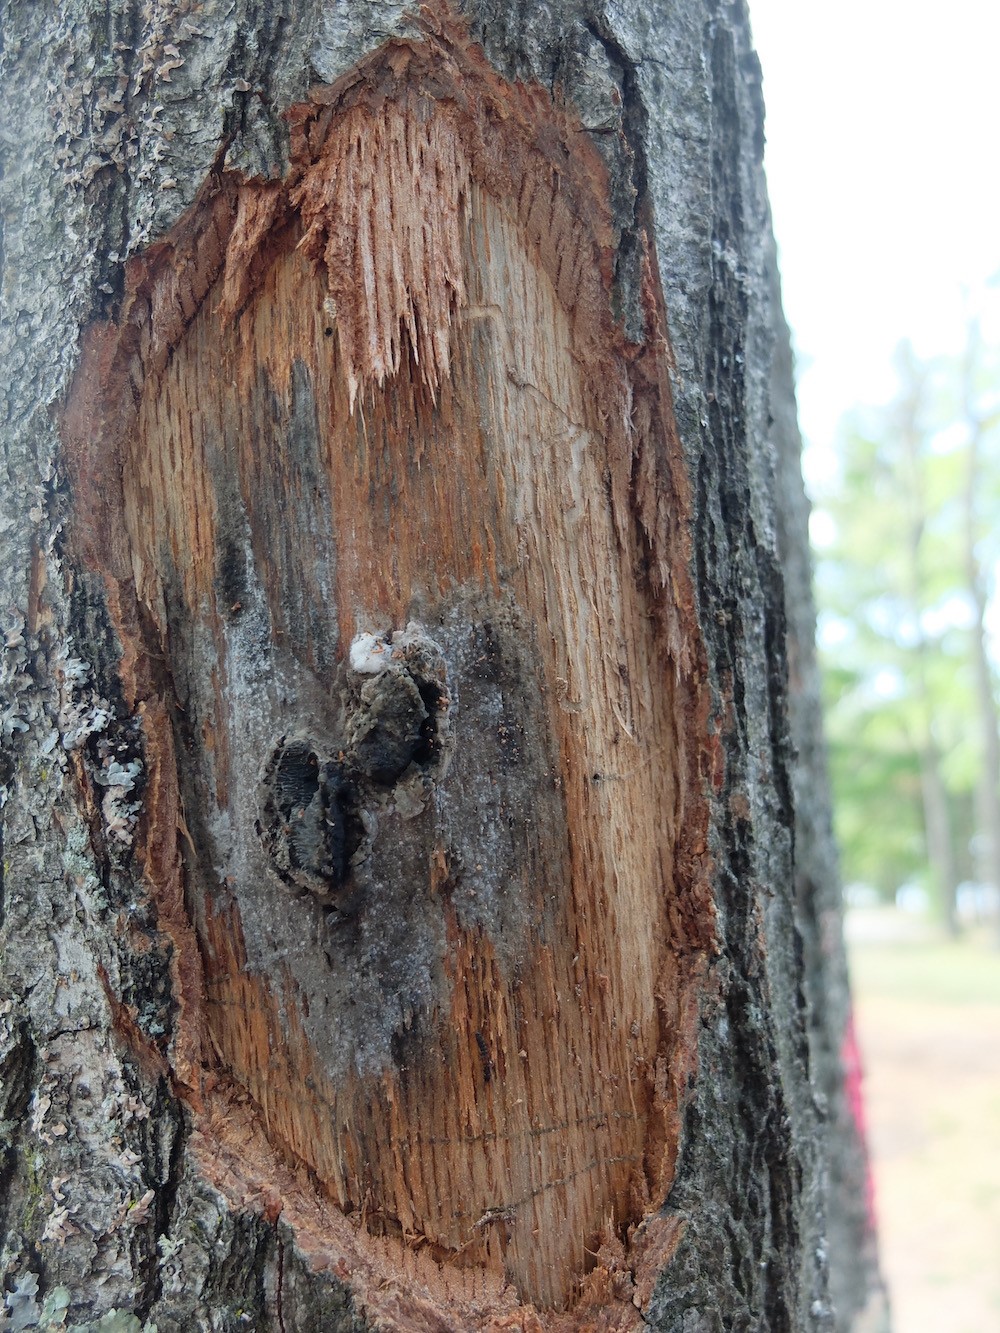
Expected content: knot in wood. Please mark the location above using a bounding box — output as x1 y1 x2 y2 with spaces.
258 626 451 908
258 740 361 905
347 625 451 784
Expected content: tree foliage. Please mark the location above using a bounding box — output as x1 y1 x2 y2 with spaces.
814 320 1000 923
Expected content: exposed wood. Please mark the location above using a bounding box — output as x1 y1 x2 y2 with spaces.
61 16 711 1322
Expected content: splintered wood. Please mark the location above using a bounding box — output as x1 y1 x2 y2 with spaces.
63 24 711 1327
296 103 470 407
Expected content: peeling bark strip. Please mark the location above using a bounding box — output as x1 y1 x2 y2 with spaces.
62 9 712 1323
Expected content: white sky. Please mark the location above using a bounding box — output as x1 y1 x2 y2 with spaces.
747 0 1000 489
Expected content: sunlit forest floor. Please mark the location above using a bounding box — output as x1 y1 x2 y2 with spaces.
847 909 1000 1332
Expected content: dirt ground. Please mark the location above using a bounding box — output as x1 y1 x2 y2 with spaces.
847 910 1000 1332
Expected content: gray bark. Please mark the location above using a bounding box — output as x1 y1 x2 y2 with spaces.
0 2 885 1330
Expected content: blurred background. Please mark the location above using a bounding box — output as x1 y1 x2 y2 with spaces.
748 2 1000 1328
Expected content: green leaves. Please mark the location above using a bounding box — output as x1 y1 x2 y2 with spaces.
815 329 1000 917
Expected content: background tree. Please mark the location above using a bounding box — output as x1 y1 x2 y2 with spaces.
816 326 1000 932
959 319 1000 937
0 2 883 1330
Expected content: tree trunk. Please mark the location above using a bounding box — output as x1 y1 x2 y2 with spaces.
918 737 960 935
897 368 959 934
960 337 1000 941
0 3 885 1330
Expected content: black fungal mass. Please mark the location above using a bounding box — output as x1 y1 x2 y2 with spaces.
351 668 427 786
258 627 451 909
260 741 360 900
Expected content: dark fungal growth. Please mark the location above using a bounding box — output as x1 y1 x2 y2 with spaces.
258 740 363 903
351 668 428 786
257 624 452 910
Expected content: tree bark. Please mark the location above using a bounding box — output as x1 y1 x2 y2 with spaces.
0 2 885 1330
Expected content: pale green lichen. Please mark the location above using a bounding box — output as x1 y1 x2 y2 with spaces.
38 1288 71 1328
68 1312 157 1333
4 1283 158 1333
5 1272 40 1330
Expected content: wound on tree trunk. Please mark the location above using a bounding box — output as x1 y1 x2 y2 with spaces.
61 13 717 1325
